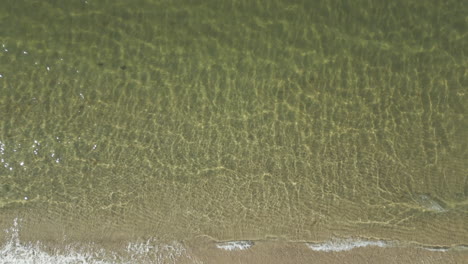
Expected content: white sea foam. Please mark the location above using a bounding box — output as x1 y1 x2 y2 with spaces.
420 246 450 252
215 241 254 251
0 218 193 264
306 238 389 252
126 238 189 263
0 219 109 264
306 238 468 253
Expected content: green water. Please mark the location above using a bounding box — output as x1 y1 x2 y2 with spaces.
0 0 467 247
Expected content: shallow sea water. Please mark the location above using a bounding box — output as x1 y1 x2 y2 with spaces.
0 0 467 263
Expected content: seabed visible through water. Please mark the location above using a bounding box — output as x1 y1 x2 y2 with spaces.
1 0 467 263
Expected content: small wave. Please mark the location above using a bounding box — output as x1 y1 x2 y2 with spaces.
419 246 450 252
306 237 468 253
419 245 468 252
306 238 389 252
215 241 254 251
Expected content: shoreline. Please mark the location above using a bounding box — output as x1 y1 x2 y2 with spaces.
190 239 468 264
1 220 466 264
2 238 466 264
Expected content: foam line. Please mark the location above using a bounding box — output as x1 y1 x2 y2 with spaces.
215 241 254 251
306 238 389 252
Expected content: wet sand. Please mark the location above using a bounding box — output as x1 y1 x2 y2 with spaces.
188 239 468 264
187 244 468 264
1 220 466 264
